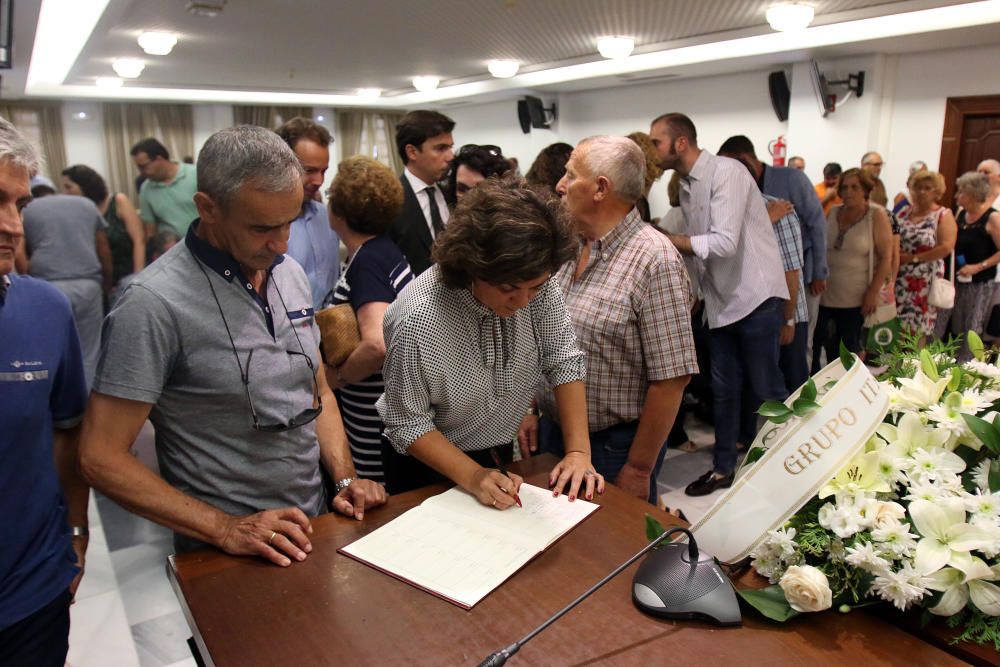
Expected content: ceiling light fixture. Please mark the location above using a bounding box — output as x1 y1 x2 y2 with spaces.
185 1 226 17
597 36 635 59
137 31 177 55
112 58 145 78
315 114 326 122
357 88 382 98
766 3 816 32
412 76 440 92
487 59 519 78
72 111 89 120
96 76 123 88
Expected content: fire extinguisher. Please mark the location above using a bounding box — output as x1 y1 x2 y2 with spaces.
769 135 787 167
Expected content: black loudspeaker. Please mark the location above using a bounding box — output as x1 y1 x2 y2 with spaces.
768 71 791 122
517 100 531 134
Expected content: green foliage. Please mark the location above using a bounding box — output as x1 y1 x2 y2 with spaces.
839 341 855 370
963 413 1000 457
743 447 765 467
645 514 665 542
758 379 821 424
969 331 986 362
947 608 1000 651
738 585 800 622
920 349 940 380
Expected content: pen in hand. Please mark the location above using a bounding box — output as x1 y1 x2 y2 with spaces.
490 448 522 508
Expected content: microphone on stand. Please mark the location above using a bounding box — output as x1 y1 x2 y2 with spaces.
476 527 699 667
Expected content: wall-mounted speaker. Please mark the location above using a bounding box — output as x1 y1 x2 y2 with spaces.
517 99 531 134
768 71 790 122
516 96 556 134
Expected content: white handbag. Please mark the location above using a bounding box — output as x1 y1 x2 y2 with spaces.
928 250 955 310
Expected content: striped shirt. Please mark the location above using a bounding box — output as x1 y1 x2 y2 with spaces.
681 150 788 328
538 209 699 431
376 266 586 454
326 236 412 482
765 194 808 324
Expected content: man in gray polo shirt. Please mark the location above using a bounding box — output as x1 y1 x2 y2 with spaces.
81 126 387 566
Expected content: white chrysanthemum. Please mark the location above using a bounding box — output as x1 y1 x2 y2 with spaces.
925 403 971 441
959 390 994 415
845 541 892 574
905 448 967 484
965 490 1000 523
871 523 919 558
818 502 864 539
870 564 930 611
767 526 798 557
904 479 962 504
973 460 993 493
964 359 1000 380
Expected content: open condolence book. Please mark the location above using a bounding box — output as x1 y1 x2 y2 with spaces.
339 483 600 609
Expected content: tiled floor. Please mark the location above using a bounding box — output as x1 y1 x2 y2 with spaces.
67 414 728 666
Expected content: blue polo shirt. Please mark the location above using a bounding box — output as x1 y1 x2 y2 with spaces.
0 274 87 630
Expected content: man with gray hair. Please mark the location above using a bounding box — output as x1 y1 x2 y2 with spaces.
530 135 698 504
978 158 1000 210
81 125 386 568
0 116 90 665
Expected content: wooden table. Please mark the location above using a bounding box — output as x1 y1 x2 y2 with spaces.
169 456 964 666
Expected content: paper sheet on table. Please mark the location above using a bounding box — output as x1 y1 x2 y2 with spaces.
339 483 599 608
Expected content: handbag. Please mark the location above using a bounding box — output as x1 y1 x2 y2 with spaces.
315 303 361 367
864 212 900 353
929 249 956 309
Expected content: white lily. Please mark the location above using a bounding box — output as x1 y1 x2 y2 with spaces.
896 369 949 410
819 451 890 499
925 557 998 616
879 412 950 454
910 499 997 575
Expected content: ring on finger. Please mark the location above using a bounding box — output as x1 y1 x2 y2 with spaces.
492 499 497 507
267 530 277 545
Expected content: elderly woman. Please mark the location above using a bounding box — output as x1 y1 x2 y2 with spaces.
377 176 604 506
812 168 893 371
61 164 145 290
323 156 413 484
895 170 957 340
940 172 1000 357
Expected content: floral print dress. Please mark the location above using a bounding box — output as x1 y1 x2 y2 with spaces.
894 206 945 336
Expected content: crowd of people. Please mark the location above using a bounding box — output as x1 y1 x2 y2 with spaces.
3 103 999 663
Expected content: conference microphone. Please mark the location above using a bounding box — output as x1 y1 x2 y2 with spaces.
476 527 703 667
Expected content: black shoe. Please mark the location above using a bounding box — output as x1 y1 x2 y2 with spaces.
685 469 734 497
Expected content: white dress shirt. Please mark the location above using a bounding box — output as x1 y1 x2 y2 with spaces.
403 167 450 240
681 150 788 328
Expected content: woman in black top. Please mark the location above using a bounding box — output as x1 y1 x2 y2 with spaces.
947 171 1000 357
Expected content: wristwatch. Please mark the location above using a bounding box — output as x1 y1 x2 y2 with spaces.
71 526 89 538
334 477 356 493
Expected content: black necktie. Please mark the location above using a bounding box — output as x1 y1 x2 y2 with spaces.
424 186 444 236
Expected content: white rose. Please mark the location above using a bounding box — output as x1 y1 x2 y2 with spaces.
867 501 906 531
779 565 833 613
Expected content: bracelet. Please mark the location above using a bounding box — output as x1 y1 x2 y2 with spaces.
334 477 356 493
71 526 89 538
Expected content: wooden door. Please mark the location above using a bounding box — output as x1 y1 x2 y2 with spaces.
939 95 1000 208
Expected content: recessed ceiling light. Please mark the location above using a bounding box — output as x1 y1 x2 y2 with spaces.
112 58 145 78
72 111 89 120
357 88 382 98
96 76 123 88
487 59 519 78
315 114 326 122
412 76 440 92
597 36 634 59
137 31 177 55
766 3 815 32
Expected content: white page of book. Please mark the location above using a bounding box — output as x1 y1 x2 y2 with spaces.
340 484 599 608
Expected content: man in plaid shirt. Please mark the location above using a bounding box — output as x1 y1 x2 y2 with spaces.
531 136 698 504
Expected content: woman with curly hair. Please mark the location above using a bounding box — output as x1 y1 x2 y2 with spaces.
895 169 957 340
525 142 573 200
323 156 413 483
377 175 605 506
626 131 665 223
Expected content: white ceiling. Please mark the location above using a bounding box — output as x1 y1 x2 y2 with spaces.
5 0 998 106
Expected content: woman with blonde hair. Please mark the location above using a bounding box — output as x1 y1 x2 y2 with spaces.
894 169 957 340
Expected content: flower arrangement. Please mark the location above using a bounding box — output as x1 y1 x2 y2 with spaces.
739 334 1000 647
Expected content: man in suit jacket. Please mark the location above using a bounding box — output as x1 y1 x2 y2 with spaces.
389 111 455 276
718 135 828 369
